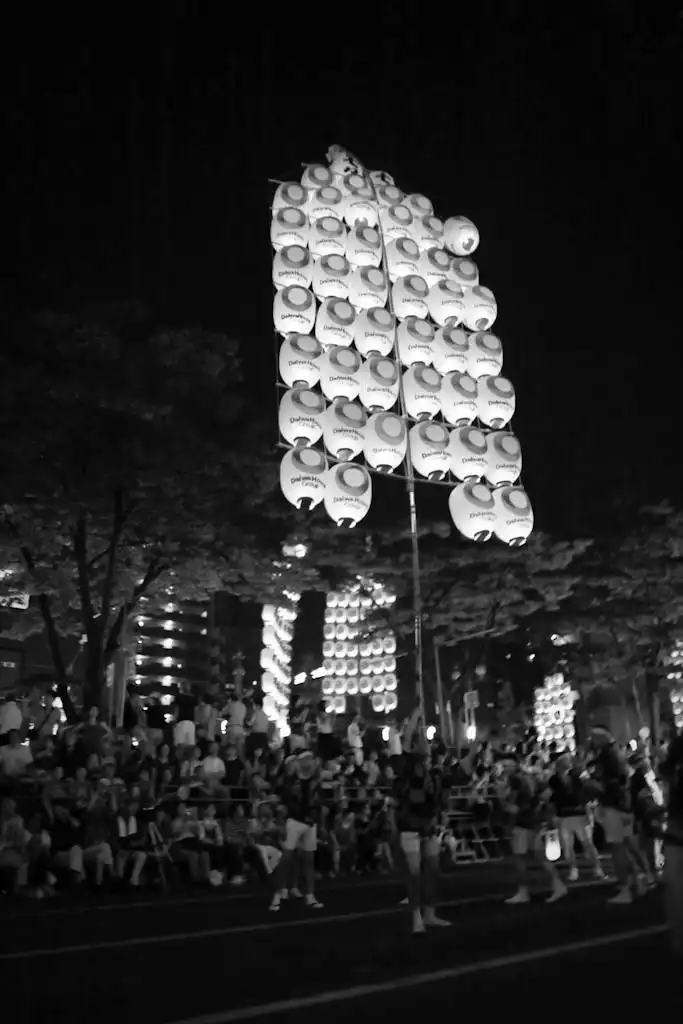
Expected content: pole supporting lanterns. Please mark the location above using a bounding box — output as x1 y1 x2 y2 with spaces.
272 146 533 718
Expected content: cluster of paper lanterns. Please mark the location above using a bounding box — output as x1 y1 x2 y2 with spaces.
534 673 577 752
320 579 399 716
260 545 307 737
667 641 683 733
273 146 533 545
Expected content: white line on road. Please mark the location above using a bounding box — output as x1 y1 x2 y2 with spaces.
165 924 670 1024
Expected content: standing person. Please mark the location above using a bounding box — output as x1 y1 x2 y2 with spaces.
660 732 683 980
76 707 111 759
316 702 336 762
347 714 364 767
269 751 324 912
548 753 605 882
223 694 247 757
246 697 270 761
173 688 197 749
589 725 640 904
394 707 451 935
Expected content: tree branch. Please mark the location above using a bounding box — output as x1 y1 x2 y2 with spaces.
103 555 166 663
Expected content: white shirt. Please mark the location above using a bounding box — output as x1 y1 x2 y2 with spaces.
317 714 333 735
388 728 402 757
251 709 269 734
0 701 23 735
228 700 246 728
347 723 362 750
202 755 226 780
0 744 33 776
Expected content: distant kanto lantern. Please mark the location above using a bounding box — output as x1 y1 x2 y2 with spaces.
270 146 532 543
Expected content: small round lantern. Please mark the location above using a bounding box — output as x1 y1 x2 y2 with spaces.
476 375 515 428
443 216 480 256
384 692 398 712
402 364 442 420
346 224 382 267
270 207 310 250
467 332 504 379
324 462 373 528
405 193 434 219
380 204 415 242
363 411 407 473
414 215 445 252
448 426 488 480
279 333 323 388
357 355 400 412
349 266 389 310
432 324 470 375
375 184 404 209
319 345 362 402
315 297 356 347
493 486 534 546
280 447 328 510
392 275 429 319
353 307 396 358
409 421 451 480
273 285 316 335
385 237 421 282
427 280 466 327
485 431 522 487
397 316 435 367
309 215 347 258
301 164 334 191
311 253 352 301
449 480 496 542
272 181 309 214
451 258 479 289
343 174 378 227
417 247 452 288
307 186 347 223
272 244 313 291
322 399 367 460
440 371 478 426
278 388 326 447
463 285 497 331
371 693 386 713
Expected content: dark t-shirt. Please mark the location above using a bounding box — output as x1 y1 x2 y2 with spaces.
175 695 196 724
548 771 586 818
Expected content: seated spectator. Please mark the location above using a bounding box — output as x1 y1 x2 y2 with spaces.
58 731 84 777
86 752 103 784
201 742 226 784
24 812 55 898
76 706 111 759
45 800 86 882
222 804 248 885
33 737 58 773
222 744 246 789
68 766 92 806
364 751 381 787
170 802 205 883
179 747 203 781
0 730 33 778
116 800 147 886
333 808 357 875
0 797 29 893
355 802 378 873
199 803 225 884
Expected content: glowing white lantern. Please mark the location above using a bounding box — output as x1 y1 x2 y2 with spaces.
333 696 347 714
385 238 420 282
272 181 309 213
322 400 367 460
467 332 503 379
375 184 404 209
417 247 452 288
358 356 400 411
359 676 373 695
545 829 562 862
343 174 377 227
349 266 389 310
346 224 382 267
402 364 441 420
380 204 415 242
405 193 434 219
279 334 322 388
353 307 396 358
392 275 429 319
324 462 372 527
443 216 480 256
397 317 434 367
322 676 335 695
301 164 334 191
451 258 479 289
382 636 397 654
384 692 398 712
409 421 451 479
311 253 352 301
431 324 470 375
309 215 347 257
449 480 496 541
485 431 522 486
414 216 445 252
363 411 407 472
369 169 395 188
346 678 359 695
322 641 335 658
440 371 478 426
427 280 466 327
307 186 347 222
273 285 316 335
272 245 313 291
493 486 534 546
278 388 326 447
315 297 356 347
271 207 310 250
319 345 361 401
372 693 386 713
280 447 328 510
463 286 497 331
448 426 488 480
476 375 515 428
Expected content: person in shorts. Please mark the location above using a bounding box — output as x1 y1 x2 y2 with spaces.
589 725 640 904
548 752 605 882
269 751 323 912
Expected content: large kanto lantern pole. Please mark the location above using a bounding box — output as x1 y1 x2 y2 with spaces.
272 145 533 719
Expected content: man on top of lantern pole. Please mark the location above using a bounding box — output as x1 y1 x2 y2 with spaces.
393 706 452 935
269 750 324 913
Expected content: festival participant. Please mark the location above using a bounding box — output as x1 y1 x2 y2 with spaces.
660 731 683 977
548 752 605 882
269 750 323 912
588 725 640 904
394 706 451 934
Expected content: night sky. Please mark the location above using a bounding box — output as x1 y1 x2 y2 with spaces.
3 3 682 540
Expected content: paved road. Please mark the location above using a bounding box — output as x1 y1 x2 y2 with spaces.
1 866 679 1023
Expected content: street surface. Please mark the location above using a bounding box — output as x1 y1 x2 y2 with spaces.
1 865 678 1023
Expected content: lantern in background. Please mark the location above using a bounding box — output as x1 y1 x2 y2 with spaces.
280 447 328 509
272 244 313 291
443 216 480 256
492 486 534 546
427 280 466 327
402 364 441 420
534 673 577 753
349 266 388 310
397 317 435 367
358 356 399 412
273 181 310 213
386 237 421 282
322 400 367 460
376 184 404 208
308 186 346 222
278 388 326 447
279 334 322 389
418 246 452 287
259 543 306 737
380 203 415 241
315 297 356 347
301 164 334 190
271 207 310 250
311 254 351 301
476 375 516 428
309 215 347 257
440 371 478 426
392 275 429 319
414 216 445 252
485 432 522 487
405 193 434 218
467 332 503 379
409 421 451 480
346 224 382 267
448 427 488 481
319 346 361 401
432 324 470 375
343 175 378 227
323 462 372 527
364 412 407 473
449 481 496 541
450 258 479 289
463 286 497 331
353 307 396 358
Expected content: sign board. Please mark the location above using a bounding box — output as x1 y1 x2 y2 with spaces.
464 689 479 710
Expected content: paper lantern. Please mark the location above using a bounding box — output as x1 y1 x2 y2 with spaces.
315 297 356 347
371 693 386 713
333 696 347 714
463 286 497 331
272 245 313 291
380 204 415 242
476 375 515 428
427 280 467 327
449 480 496 541
485 428 524 483
383 656 397 672
417 247 452 288
384 692 398 712
467 332 503 379
309 215 347 258
323 462 372 527
432 324 470 375
451 258 479 289
358 356 400 412
322 641 335 658
414 216 445 252
322 399 367 460
359 656 372 673
440 371 478 426
392 275 429 319
311 253 352 301
375 184 404 209
272 181 309 213
493 486 534 546
402 364 441 420
271 207 310 250
397 317 435 367
333 641 346 657
409 421 451 480
372 677 385 693
349 266 389 310
308 186 347 222
448 426 488 480
344 678 358 696
334 661 346 678
363 411 407 472
301 164 334 191
385 238 421 282
273 285 316 335
278 388 326 447
405 193 434 219
443 216 480 256
322 676 335 695
343 175 378 227
279 447 328 509
545 829 562 862
359 677 373 695
353 307 396 358
382 636 397 654
319 345 362 401
346 224 382 267
369 169 395 188
279 334 322 388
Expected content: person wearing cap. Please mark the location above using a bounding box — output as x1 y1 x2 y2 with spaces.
269 750 323 912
